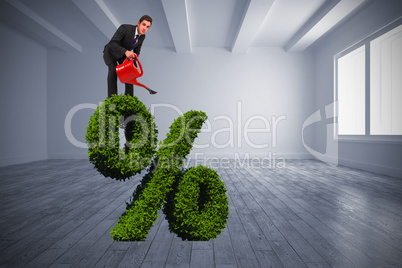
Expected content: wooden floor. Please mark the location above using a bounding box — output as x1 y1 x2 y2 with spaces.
0 159 401 267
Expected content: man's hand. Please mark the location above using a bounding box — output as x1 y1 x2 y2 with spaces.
125 51 137 59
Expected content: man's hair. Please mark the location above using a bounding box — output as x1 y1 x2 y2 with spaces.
139 15 152 25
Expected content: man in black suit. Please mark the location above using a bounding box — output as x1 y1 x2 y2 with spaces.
103 15 152 98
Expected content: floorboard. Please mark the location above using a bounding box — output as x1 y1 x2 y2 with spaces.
0 159 401 267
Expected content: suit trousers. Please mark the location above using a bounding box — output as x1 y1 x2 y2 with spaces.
107 60 133 98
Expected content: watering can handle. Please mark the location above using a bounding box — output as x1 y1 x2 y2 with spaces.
129 54 143 77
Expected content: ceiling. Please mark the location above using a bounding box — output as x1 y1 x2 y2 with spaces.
0 0 371 53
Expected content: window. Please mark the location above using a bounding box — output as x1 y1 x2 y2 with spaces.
370 24 402 135
335 18 402 139
337 45 366 135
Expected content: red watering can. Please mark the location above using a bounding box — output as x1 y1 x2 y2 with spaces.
116 54 157 94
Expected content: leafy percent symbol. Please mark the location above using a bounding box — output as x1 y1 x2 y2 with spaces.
85 95 229 241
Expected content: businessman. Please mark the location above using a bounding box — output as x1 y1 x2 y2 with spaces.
103 15 152 98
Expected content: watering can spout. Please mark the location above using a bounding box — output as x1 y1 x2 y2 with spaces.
130 79 157 94
116 55 157 95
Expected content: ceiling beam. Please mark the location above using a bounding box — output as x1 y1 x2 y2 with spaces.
72 0 119 40
5 0 82 52
231 0 275 53
161 0 192 53
286 0 368 52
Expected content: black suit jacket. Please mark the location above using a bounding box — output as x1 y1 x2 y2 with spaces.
103 24 145 65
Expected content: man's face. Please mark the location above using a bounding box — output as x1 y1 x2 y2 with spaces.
137 20 151 35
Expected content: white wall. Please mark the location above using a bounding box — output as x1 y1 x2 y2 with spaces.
47 46 315 162
313 0 402 178
47 48 105 159
3 0 400 178
0 22 47 167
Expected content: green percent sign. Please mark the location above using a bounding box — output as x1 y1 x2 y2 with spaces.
85 95 229 241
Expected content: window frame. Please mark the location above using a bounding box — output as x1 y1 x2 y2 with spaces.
334 16 402 144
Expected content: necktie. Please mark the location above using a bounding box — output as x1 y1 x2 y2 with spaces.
132 35 139 48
